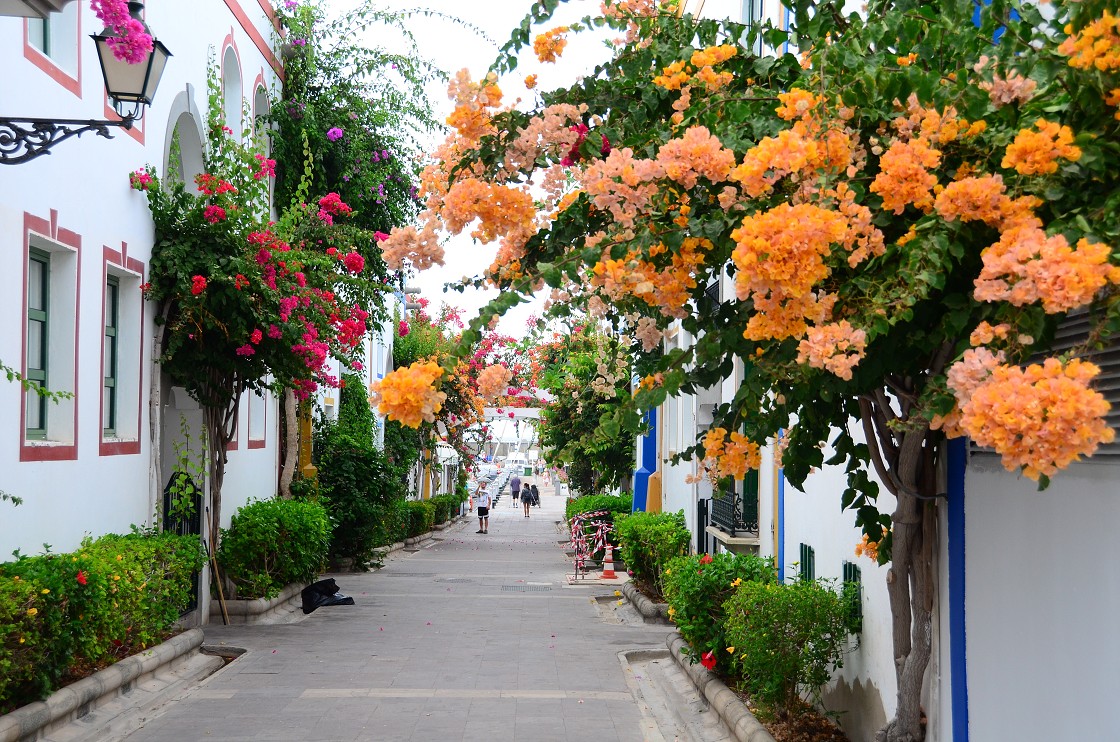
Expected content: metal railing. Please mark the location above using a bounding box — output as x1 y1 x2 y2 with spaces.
709 486 759 538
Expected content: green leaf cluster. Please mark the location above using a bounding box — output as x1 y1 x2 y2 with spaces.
613 510 690 600
217 498 330 600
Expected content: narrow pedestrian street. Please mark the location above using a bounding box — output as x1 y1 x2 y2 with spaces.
121 485 727 742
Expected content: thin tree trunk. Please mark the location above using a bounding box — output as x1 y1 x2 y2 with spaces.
864 413 939 742
278 389 298 499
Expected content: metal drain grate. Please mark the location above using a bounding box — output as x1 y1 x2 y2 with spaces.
501 585 552 592
379 572 436 577
436 577 473 583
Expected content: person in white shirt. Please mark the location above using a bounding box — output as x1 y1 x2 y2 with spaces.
476 487 492 534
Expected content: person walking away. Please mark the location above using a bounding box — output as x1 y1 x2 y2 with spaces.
530 483 541 507
476 487 491 534
510 473 521 507
522 483 533 518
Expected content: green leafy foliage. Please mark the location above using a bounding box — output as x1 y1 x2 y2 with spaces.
317 431 402 568
429 493 462 525
337 372 375 444
613 510 690 600
0 533 204 712
404 500 436 538
217 498 330 599
662 552 776 674
724 579 856 719
564 493 633 522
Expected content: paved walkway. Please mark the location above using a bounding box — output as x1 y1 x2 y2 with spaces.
120 483 720 742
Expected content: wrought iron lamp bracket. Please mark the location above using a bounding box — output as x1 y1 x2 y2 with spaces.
0 116 134 165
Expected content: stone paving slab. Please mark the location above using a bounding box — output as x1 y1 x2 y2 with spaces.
121 485 689 742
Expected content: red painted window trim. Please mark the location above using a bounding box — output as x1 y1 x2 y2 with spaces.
247 391 267 449
223 0 284 80
99 244 145 457
21 210 80 463
22 12 82 98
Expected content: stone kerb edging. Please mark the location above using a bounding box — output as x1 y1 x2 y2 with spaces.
0 629 209 742
621 581 671 623
211 581 306 624
666 633 776 742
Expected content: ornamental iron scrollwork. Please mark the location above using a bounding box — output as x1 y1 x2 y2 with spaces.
0 117 132 165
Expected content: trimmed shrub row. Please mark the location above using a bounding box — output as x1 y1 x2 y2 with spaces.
663 552 857 719
0 531 205 712
217 498 330 600
613 510 690 600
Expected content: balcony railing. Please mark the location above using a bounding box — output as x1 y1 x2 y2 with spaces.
710 485 759 537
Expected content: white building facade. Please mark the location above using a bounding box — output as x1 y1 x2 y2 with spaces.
0 1 284 621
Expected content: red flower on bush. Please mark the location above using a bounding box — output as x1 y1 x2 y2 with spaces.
508 412 515 418
253 154 276 180
342 251 365 273
129 169 152 190
700 651 716 671
250 328 263 345
203 205 227 224
398 320 410 337
190 275 207 295
76 570 88 586
699 554 713 565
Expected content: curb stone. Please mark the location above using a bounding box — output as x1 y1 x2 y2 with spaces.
0 629 220 742
666 633 776 742
211 581 307 624
621 581 672 623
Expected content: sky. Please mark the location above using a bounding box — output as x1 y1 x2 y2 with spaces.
339 0 614 338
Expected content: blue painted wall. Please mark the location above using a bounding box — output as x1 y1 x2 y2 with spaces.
632 407 657 512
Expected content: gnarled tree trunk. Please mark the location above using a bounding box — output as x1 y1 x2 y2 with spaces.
278 389 298 499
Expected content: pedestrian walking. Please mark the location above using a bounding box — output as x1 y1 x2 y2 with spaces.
476 487 491 534
522 483 532 518
530 483 540 507
509 473 521 507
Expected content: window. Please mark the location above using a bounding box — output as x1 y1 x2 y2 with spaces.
798 542 815 581
27 2 78 73
26 249 50 439
843 560 863 633
222 44 243 141
741 0 765 55
101 248 143 455
103 275 119 435
23 217 79 461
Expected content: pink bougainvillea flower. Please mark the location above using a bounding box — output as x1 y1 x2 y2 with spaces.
129 169 152 190
326 127 344 142
508 411 515 418
253 154 277 180
398 320 410 337
235 344 255 357
700 651 717 670
374 231 390 241
342 251 365 273
190 275 207 295
203 205 227 224
250 329 263 345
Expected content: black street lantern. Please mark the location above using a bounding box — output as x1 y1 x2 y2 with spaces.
92 2 171 120
0 1 171 164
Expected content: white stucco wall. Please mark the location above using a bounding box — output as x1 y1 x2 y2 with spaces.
0 1 282 558
771 429 903 742
965 454 1120 741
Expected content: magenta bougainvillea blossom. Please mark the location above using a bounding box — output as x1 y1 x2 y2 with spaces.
90 0 153 64
326 127 344 142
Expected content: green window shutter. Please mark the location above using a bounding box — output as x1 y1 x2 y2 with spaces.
103 276 119 435
843 560 863 633
26 249 50 439
799 542 815 581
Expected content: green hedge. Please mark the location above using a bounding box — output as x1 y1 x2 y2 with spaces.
0 532 205 712
217 498 330 600
724 579 855 718
404 500 435 538
429 493 461 525
662 552 775 675
614 510 690 600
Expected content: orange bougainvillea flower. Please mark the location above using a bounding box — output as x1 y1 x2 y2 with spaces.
870 137 941 214
1058 11 1120 72
371 361 446 428
533 26 569 63
1001 119 1081 176
960 358 1115 480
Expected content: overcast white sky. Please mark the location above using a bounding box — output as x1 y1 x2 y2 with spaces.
340 0 612 337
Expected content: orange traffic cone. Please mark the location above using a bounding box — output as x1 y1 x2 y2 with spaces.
601 546 617 579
